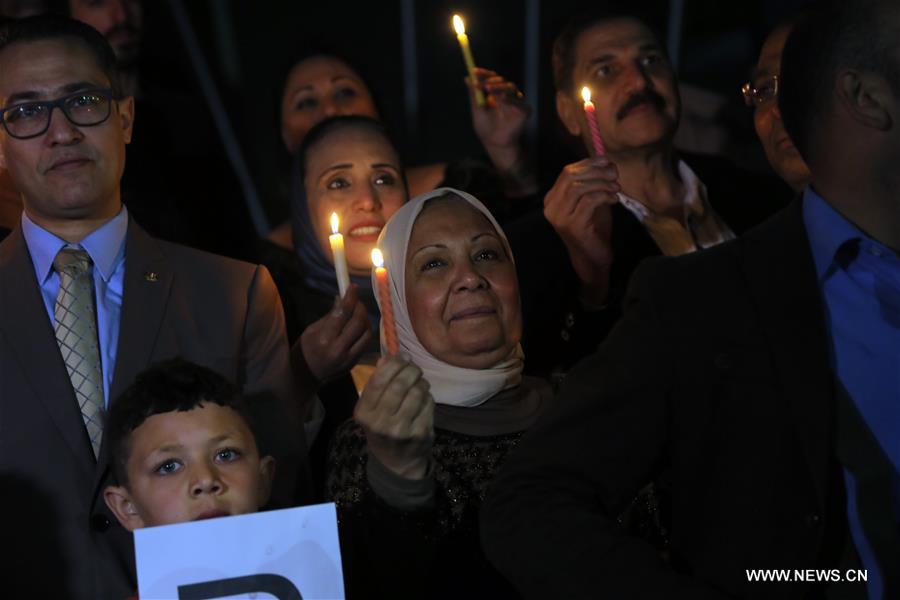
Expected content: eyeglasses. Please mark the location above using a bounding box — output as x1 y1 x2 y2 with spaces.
0 88 114 140
741 75 778 108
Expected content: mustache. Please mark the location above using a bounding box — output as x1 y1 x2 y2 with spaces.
615 89 666 120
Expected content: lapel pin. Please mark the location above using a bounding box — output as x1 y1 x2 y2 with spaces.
144 271 159 282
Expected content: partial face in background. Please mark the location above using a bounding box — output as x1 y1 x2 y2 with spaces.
405 197 521 370
104 402 275 530
281 56 379 153
69 0 143 67
558 18 680 154
304 126 406 275
0 39 133 226
750 24 811 193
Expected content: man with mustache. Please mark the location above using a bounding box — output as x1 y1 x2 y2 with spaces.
513 6 789 377
0 15 307 599
485 1 899 597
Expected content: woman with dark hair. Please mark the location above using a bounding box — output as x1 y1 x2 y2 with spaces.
265 49 536 252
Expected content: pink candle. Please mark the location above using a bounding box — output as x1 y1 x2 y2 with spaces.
581 86 606 157
371 249 399 356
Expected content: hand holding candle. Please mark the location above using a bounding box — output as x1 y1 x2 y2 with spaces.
453 14 486 107
329 212 351 297
581 86 607 157
371 248 399 356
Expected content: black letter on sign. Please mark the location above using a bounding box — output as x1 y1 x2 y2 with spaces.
178 574 302 600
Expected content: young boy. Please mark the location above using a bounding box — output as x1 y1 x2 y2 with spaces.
103 358 275 530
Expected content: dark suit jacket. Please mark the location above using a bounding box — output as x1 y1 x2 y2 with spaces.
508 152 792 379
0 219 305 600
483 201 866 599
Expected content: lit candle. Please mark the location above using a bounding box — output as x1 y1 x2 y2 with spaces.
581 86 607 157
329 212 350 297
452 14 486 107
371 248 399 356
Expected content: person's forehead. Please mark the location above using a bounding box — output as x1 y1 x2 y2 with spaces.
130 405 249 452
307 128 396 169
0 38 110 101
412 199 494 240
287 56 360 90
574 19 662 64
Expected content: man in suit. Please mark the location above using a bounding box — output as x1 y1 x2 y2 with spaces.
0 16 306 599
510 5 790 379
483 1 898 598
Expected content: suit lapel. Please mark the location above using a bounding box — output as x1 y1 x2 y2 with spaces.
108 219 173 402
0 228 95 476
90 220 173 505
740 200 834 509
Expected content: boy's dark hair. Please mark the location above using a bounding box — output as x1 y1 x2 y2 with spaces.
0 14 122 97
105 358 255 487
552 3 667 94
779 0 900 161
296 114 406 190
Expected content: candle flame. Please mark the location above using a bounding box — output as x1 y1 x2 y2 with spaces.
452 14 466 35
330 212 339 234
371 248 385 268
581 86 592 103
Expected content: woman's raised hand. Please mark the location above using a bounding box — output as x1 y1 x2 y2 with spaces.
299 284 373 383
354 356 434 480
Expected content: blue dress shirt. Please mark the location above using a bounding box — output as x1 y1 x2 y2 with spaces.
21 207 128 406
803 188 900 600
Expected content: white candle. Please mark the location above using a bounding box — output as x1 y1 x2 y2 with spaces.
329 212 350 297
453 14 485 107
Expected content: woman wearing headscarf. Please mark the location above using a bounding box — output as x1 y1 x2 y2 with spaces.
265 115 408 497
327 188 551 599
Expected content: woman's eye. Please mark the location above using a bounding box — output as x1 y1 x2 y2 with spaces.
154 459 182 476
327 177 349 190
216 448 241 462
294 96 318 111
374 173 396 186
334 87 358 101
421 258 446 271
641 54 662 67
474 248 500 262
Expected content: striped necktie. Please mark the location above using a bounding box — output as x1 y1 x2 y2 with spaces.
52 247 105 458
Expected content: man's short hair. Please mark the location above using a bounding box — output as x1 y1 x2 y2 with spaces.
552 4 666 94
779 0 900 161
0 14 122 97
104 358 255 487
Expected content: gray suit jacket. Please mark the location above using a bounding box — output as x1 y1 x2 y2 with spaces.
0 219 305 599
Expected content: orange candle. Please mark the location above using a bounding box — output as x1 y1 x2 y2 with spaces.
371 248 399 356
581 86 606 157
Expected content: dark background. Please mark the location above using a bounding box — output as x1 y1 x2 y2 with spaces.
130 0 813 230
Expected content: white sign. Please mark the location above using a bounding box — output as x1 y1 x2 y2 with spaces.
134 503 345 600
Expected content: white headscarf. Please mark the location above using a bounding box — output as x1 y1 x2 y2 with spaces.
372 187 524 407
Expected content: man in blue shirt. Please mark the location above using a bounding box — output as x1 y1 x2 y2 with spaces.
0 16 307 600
483 2 898 598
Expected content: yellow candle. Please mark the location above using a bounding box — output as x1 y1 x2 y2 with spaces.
371 248 399 356
329 212 350 297
452 14 485 107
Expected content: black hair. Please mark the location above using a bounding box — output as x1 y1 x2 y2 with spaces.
295 114 406 191
779 0 900 161
104 358 256 487
0 14 122 97
552 3 667 94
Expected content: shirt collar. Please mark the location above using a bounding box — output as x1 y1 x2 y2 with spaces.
21 206 129 283
618 159 708 221
801 186 867 280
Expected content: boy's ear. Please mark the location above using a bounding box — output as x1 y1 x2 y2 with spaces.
103 485 145 532
258 455 276 508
